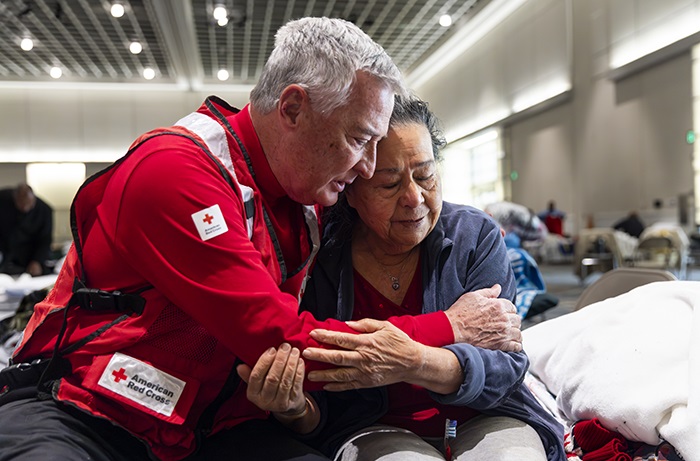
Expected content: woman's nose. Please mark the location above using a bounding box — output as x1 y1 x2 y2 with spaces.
401 181 424 207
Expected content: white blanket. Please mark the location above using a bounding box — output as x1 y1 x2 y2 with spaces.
523 281 700 461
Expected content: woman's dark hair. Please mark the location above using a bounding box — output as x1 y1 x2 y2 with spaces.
323 95 445 245
389 95 446 161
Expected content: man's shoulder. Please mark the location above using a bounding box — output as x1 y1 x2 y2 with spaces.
34 197 53 213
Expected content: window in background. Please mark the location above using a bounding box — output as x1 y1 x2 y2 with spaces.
440 128 504 210
26 163 86 210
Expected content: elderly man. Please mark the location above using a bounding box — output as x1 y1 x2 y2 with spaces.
0 18 520 461
0 183 53 276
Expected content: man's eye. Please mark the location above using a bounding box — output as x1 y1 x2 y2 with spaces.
354 138 369 147
382 183 399 190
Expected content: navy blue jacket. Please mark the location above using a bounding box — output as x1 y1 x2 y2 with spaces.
300 202 565 461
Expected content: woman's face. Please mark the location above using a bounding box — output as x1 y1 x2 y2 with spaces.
347 122 442 254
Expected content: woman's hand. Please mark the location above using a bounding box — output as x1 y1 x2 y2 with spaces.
304 319 463 394
302 319 420 390
237 344 319 433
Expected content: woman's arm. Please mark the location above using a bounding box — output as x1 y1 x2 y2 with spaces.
302 317 528 406
302 319 461 394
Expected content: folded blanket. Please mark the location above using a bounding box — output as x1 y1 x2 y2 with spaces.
522 281 700 461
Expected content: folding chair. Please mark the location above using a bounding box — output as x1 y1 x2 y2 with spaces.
574 267 676 311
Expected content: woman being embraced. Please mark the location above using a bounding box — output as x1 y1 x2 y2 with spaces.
240 96 565 461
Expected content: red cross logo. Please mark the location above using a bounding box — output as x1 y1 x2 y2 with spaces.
203 214 214 225
112 367 128 383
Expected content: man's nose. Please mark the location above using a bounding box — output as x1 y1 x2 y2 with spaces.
354 145 377 179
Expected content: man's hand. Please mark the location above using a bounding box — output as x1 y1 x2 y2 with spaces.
302 319 424 391
444 284 522 352
236 343 306 415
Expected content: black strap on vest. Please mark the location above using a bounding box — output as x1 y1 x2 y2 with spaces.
70 279 146 315
204 97 315 283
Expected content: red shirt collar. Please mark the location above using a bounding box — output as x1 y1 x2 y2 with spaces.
226 104 288 201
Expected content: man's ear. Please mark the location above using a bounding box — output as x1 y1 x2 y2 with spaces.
278 85 307 127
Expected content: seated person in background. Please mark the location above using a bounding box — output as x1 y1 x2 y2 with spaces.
0 183 53 276
538 200 566 236
484 201 547 242
504 233 559 319
612 211 645 238
242 96 564 461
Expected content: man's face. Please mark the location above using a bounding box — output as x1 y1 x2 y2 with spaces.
347 122 443 254
284 72 394 206
14 191 36 213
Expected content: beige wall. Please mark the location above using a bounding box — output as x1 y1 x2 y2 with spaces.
417 0 696 234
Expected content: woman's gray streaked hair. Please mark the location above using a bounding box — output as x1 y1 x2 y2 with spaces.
389 95 446 161
323 95 446 245
250 17 406 116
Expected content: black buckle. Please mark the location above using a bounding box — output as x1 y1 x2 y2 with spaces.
71 280 145 315
0 358 55 393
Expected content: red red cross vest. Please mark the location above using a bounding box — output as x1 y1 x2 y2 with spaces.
12 97 320 460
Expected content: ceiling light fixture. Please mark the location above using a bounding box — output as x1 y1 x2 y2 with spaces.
439 14 452 27
213 6 227 20
143 67 155 80
50 66 62 79
129 41 142 54
110 3 125 18
213 5 228 26
217 69 229 81
20 37 34 51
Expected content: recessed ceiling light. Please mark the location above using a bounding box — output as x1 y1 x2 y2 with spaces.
439 14 452 27
111 3 125 18
50 66 62 79
143 67 155 80
217 69 229 81
217 16 228 27
213 6 227 20
129 41 142 54
20 38 34 51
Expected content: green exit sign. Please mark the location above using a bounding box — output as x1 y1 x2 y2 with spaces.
688 130 696 144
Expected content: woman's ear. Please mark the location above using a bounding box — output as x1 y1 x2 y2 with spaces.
278 85 307 127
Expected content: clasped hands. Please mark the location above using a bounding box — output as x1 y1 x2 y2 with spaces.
301 283 522 391
236 284 521 423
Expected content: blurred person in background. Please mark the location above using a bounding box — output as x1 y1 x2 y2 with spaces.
537 200 566 236
0 183 53 276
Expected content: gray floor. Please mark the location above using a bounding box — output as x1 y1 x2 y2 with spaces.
523 261 700 329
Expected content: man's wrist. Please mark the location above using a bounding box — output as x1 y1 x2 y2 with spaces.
275 396 312 421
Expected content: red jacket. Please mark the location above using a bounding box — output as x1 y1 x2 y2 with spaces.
13 97 453 460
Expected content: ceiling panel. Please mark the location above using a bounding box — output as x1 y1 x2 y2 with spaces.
0 0 489 88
